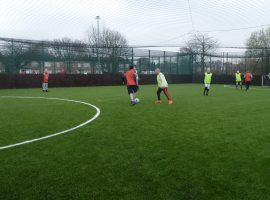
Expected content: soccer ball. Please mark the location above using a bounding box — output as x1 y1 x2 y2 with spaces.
134 98 140 104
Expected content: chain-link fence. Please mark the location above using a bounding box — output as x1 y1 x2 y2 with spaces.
197 51 270 75
0 37 192 75
0 37 269 75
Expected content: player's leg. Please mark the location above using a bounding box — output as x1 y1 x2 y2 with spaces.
130 93 135 101
163 87 173 104
45 83 48 92
236 81 241 89
236 81 238 89
155 88 162 103
130 93 136 105
240 81 242 90
42 83 45 92
237 81 241 89
246 82 250 91
203 84 208 95
206 84 210 95
132 86 138 102
127 86 135 104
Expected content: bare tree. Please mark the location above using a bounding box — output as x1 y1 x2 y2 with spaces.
49 38 88 73
246 27 270 74
50 38 88 60
180 33 219 72
87 26 129 73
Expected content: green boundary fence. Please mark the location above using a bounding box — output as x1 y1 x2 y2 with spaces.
0 37 269 75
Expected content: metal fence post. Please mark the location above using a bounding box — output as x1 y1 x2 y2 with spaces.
132 47 134 65
11 39 14 74
11 39 14 56
181 55 183 74
226 52 229 75
222 52 224 74
177 53 179 74
41 42 44 73
112 47 115 73
268 51 270 74
244 57 247 73
190 54 194 74
169 56 172 74
231 57 233 75
149 49 151 72
159 56 161 70
210 55 212 70
68 43 71 73
163 51 166 73
261 53 264 75
194 54 197 74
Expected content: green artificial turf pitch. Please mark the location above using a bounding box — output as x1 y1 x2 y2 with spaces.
1 84 270 200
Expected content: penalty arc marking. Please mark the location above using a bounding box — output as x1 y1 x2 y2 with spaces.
0 96 101 151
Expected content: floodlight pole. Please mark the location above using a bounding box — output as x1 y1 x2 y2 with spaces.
96 16 100 45
96 16 101 73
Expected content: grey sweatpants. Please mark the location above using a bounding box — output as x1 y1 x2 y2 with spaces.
42 83 48 91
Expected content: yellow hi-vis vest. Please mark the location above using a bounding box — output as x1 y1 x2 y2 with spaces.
235 73 241 82
157 72 168 88
204 72 212 84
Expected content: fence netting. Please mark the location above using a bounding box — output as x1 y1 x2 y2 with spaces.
0 37 269 75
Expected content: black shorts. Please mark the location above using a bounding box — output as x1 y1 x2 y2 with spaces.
127 85 138 94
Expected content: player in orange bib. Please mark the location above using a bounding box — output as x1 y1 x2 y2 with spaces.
125 65 139 106
244 71 253 91
42 69 49 92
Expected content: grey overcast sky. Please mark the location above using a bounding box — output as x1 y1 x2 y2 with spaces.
0 0 270 48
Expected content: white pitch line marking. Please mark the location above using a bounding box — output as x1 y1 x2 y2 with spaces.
224 85 270 91
0 96 101 150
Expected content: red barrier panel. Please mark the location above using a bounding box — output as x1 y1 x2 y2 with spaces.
0 74 262 89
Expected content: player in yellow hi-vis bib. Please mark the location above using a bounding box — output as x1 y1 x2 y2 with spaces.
235 70 242 90
203 68 212 96
155 68 173 105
